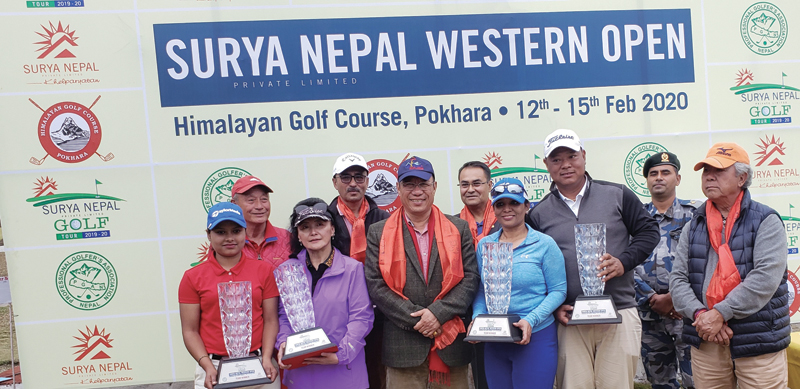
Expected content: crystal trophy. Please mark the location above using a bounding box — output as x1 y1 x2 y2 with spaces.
214 281 272 388
568 223 622 325
274 262 337 369
464 242 523 342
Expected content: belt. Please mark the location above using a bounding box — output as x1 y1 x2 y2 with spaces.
210 348 261 360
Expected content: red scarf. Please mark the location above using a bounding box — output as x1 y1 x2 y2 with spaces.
337 198 369 263
459 200 497 248
379 205 464 385
705 191 744 309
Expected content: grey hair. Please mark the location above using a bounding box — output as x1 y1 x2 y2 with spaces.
734 162 753 190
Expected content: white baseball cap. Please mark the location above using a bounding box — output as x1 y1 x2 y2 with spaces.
332 153 369 176
544 129 582 158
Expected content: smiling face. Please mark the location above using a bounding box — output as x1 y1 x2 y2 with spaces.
544 147 587 194
459 166 490 208
232 186 271 225
646 165 681 200
297 218 334 253
492 198 528 230
701 164 745 203
207 220 246 260
332 166 369 205
398 176 437 219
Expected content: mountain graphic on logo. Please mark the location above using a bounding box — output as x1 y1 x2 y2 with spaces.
35 21 78 59
70 264 101 282
366 173 396 198
755 135 786 167
752 12 777 32
32 176 58 197
50 116 90 152
73 326 113 361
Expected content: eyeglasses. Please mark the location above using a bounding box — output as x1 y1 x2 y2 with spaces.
458 181 487 189
338 174 367 184
491 183 526 197
400 181 433 191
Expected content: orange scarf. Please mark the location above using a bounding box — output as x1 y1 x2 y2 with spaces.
705 191 744 309
459 200 497 248
379 205 465 384
337 197 369 263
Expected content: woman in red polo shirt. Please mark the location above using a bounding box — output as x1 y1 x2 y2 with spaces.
179 202 280 389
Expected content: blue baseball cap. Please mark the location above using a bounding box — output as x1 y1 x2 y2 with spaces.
397 156 435 182
207 202 247 230
490 178 528 205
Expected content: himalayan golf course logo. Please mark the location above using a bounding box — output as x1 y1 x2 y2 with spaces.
30 96 113 164
624 142 668 197
731 70 798 125
483 152 550 204
201 167 251 212
751 135 799 189
366 158 401 213
740 2 788 56
27 177 125 241
56 251 117 311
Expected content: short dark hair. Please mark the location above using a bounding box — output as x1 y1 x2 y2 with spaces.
458 161 491 182
288 197 338 258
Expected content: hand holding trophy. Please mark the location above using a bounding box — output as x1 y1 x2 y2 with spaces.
567 223 622 325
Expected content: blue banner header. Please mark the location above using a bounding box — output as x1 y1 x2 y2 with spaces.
153 9 694 107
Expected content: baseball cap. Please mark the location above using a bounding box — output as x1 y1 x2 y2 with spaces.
231 175 273 197
293 202 333 227
693 142 750 171
544 129 582 158
207 202 247 230
490 178 528 205
643 151 681 177
397 156 435 182
333 153 369 176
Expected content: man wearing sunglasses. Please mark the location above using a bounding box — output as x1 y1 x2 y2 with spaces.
328 152 390 389
527 129 659 389
365 156 479 389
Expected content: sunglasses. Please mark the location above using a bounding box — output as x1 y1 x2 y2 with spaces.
491 183 526 198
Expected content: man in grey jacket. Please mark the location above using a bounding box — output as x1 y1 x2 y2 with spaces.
669 142 789 389
527 129 659 389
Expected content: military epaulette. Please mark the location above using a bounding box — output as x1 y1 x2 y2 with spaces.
679 199 702 209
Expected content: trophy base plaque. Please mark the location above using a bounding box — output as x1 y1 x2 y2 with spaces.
214 354 273 389
464 314 523 343
283 327 338 370
567 295 622 325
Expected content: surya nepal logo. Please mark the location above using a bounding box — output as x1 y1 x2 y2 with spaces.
623 142 669 197
731 70 798 125
366 157 402 213
55 251 118 311
750 135 800 189
24 21 100 86
27 177 124 241
483 152 550 204
63 326 134 385
201 167 251 212
29 96 114 164
740 2 788 56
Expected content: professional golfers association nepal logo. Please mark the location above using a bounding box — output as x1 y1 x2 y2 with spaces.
29 96 114 164
55 251 118 311
750 135 799 189
62 326 134 386
731 70 798 125
366 158 400 213
24 21 101 86
482 152 551 204
623 143 669 197
27 177 125 241
740 2 788 56
201 167 251 212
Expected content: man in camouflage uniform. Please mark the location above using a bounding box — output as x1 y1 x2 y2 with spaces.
634 152 696 389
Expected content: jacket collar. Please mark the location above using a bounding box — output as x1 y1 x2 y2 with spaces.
296 247 346 279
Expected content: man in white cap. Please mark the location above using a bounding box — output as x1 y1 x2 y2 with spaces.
328 152 390 389
527 129 659 389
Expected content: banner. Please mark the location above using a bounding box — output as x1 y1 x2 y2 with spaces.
0 0 797 387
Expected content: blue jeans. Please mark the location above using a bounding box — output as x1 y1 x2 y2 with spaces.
484 321 558 389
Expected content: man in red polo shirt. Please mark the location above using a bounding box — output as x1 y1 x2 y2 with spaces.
231 176 291 267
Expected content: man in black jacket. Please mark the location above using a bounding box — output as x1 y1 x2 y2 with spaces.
329 152 389 388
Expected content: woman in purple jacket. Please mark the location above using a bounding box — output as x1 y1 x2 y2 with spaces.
275 198 374 389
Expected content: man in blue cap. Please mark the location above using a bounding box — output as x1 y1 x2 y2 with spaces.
365 156 479 388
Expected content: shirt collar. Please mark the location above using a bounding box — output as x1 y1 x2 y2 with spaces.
209 251 247 276
404 212 430 234
557 175 589 202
